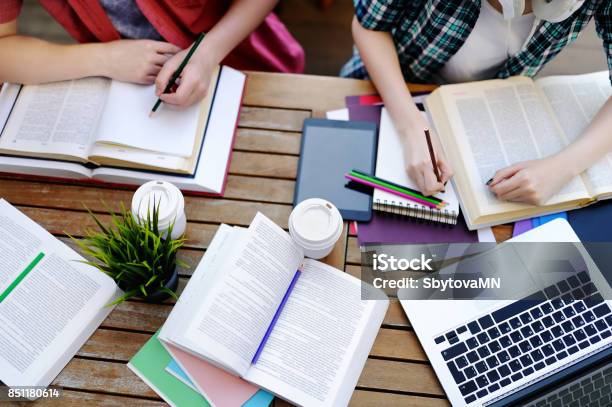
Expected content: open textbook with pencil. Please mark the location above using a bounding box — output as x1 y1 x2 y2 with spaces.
426 71 612 230
0 66 245 195
159 213 388 407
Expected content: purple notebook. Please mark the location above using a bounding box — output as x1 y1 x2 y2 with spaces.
357 211 478 245
348 104 382 124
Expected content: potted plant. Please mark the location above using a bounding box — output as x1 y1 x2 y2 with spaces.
72 203 186 305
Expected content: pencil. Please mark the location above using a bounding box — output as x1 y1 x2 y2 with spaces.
424 128 442 183
149 32 206 116
345 174 442 209
350 169 445 205
348 171 445 207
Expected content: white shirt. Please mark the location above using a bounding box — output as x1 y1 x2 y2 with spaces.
438 1 536 83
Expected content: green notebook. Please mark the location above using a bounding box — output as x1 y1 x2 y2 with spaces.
128 331 210 407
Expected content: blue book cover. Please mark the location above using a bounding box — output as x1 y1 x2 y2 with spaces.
568 201 612 242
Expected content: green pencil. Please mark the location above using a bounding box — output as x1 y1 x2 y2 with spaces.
350 170 446 207
149 32 206 116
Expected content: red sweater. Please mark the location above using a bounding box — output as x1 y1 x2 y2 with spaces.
1 0 305 73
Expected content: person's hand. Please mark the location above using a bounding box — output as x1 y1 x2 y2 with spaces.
488 156 574 205
102 40 181 85
401 123 453 196
155 46 216 107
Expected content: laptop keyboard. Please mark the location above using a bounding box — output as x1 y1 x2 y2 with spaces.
521 365 611 407
434 271 612 404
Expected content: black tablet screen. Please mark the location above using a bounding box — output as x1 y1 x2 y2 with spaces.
294 119 377 221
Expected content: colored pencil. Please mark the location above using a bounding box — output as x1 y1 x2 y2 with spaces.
349 169 445 206
150 33 205 116
424 128 442 183
345 174 442 209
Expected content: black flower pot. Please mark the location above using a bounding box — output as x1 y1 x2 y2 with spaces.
143 266 179 303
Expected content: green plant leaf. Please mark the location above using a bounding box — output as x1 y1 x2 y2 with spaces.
76 201 185 299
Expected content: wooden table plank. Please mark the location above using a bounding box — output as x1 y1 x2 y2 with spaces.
239 105 310 132
0 173 296 205
224 175 295 204
234 128 301 155
358 359 444 396
0 179 293 228
350 390 449 407
52 359 158 399
243 72 437 112
229 151 298 179
7 390 167 407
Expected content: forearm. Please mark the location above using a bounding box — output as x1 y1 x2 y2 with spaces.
199 0 277 64
557 97 612 176
0 35 108 84
351 17 421 132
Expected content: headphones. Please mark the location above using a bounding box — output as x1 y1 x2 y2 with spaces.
497 0 585 22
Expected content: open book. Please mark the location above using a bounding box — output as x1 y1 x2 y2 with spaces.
159 213 389 407
0 66 245 195
0 199 120 391
426 71 612 230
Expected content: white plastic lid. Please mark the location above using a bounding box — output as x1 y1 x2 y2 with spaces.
131 180 185 229
290 198 342 246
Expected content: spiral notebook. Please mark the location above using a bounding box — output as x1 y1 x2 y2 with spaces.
374 108 459 225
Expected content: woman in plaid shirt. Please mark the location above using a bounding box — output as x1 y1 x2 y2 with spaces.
344 0 612 205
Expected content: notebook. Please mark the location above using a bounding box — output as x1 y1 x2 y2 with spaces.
162 341 271 407
127 332 209 407
374 108 460 225
164 357 275 407
357 211 478 245
166 359 200 393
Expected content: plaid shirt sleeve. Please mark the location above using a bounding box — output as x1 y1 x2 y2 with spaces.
354 0 408 31
595 0 612 83
0 0 22 23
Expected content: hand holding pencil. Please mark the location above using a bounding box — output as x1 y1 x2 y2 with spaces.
400 122 453 196
152 33 211 112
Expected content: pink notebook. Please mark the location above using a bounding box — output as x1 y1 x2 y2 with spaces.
164 342 259 406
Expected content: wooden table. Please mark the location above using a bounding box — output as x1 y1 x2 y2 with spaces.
0 72 512 406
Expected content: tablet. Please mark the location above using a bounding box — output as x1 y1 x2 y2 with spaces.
294 119 378 221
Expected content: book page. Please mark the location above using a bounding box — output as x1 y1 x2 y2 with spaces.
435 77 590 215
0 78 110 160
181 213 304 377
536 71 612 195
0 199 118 388
94 79 204 157
244 259 388 407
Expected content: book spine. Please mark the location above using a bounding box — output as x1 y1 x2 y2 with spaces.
373 199 458 225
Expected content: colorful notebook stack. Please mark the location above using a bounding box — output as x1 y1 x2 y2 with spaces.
128 332 274 407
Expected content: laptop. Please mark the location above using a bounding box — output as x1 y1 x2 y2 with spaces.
399 219 612 406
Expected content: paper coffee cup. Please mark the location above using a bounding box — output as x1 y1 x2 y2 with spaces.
289 198 343 259
132 180 186 240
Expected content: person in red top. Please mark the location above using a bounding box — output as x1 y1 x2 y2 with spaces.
0 0 304 107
